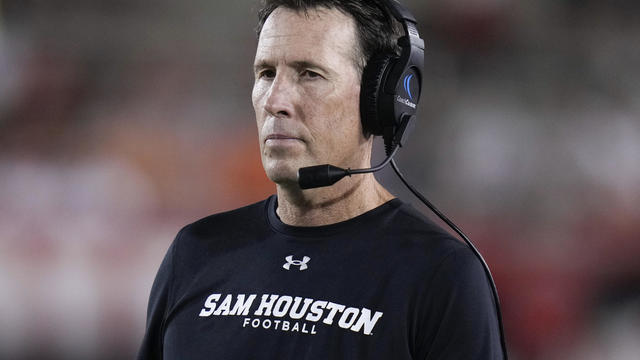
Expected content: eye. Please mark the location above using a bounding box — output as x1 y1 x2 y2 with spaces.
300 69 322 80
257 69 276 80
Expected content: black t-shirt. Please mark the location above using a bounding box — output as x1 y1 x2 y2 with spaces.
138 196 503 359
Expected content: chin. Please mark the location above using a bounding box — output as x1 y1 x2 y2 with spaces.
263 162 300 186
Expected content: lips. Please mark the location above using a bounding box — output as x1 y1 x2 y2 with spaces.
265 134 302 142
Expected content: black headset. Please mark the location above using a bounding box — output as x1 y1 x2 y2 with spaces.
360 0 424 154
298 0 424 188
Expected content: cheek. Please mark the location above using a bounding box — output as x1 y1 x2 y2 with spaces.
251 83 263 113
252 83 267 127
346 84 362 128
327 84 362 135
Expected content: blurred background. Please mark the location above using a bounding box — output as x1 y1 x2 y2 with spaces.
0 0 639 359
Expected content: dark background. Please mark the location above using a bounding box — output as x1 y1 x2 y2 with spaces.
1 0 639 359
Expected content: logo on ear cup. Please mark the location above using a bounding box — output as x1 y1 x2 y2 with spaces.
403 74 414 100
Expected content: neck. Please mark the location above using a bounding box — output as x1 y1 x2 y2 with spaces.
275 172 394 227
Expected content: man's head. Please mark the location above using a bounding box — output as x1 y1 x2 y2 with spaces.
256 0 401 75
252 0 401 187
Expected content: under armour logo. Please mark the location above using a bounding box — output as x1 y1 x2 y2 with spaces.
283 255 311 271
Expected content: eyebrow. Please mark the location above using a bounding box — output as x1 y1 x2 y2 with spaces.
253 60 329 74
291 60 326 72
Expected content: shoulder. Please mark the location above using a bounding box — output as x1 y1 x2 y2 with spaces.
185 198 271 235
170 196 273 265
183 196 271 238
376 200 498 308
389 204 503 358
381 200 470 268
377 199 495 297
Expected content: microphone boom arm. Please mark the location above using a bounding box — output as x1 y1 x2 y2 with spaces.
297 145 400 189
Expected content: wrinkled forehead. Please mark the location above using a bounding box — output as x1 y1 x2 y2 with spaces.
256 7 361 70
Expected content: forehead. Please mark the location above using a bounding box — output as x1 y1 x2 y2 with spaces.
255 7 359 69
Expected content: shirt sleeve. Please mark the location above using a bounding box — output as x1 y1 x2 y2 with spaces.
417 246 504 360
137 230 181 360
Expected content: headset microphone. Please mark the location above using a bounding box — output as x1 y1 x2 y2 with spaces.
298 113 414 189
298 113 417 190
298 144 400 190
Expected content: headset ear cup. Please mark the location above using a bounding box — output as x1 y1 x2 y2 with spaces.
360 53 394 136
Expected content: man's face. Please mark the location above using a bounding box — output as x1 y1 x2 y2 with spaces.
252 7 370 186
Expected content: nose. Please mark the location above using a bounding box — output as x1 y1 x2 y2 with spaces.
264 73 295 118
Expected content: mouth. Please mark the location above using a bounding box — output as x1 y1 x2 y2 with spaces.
265 134 303 143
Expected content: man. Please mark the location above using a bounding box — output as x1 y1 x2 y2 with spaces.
138 0 504 359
